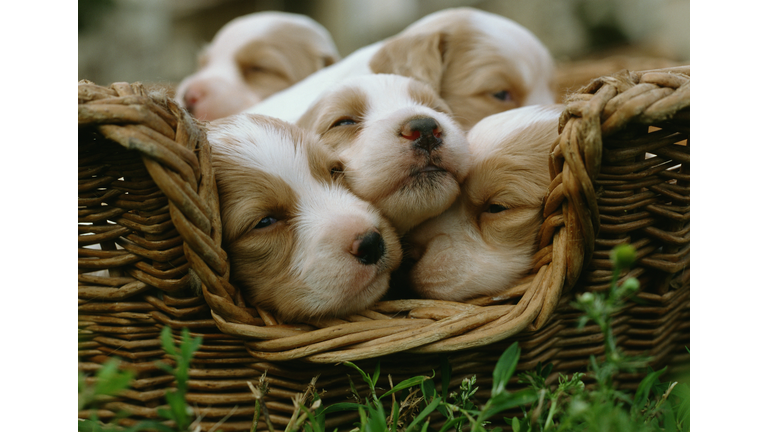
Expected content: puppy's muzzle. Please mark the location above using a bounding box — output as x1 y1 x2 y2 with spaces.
401 117 443 154
350 230 386 265
182 86 204 117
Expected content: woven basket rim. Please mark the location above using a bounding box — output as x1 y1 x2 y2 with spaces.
78 65 690 364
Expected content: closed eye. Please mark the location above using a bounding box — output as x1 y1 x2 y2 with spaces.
486 204 508 214
491 90 513 102
254 216 277 229
330 164 344 179
242 65 267 76
331 117 357 128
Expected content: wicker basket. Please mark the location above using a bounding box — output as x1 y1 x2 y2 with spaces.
78 65 689 431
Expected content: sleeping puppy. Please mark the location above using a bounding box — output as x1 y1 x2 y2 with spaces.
368 7 556 130
176 12 339 121
208 114 402 321
404 105 562 301
297 74 470 236
248 7 555 130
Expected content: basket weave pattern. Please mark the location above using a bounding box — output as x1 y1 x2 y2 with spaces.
78 66 689 430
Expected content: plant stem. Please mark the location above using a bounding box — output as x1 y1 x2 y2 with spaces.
544 396 558 430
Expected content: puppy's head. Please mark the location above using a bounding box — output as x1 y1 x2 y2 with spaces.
297 74 470 235
208 114 401 321
369 8 556 130
176 12 339 121
405 105 562 301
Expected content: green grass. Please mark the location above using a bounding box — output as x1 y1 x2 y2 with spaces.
78 244 690 431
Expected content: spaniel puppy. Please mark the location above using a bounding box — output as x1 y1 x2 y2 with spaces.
208 114 402 321
248 7 555 130
176 12 339 121
297 74 470 236
404 105 562 301
368 8 556 130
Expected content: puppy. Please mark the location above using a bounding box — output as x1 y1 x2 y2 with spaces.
248 7 555 130
208 114 402 321
176 12 339 121
404 105 562 301
297 74 470 236
369 8 556 130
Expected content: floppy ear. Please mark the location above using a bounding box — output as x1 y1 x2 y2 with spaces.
368 31 446 92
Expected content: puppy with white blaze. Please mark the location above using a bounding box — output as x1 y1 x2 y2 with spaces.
248 7 554 129
297 74 470 236
405 105 562 301
207 114 402 321
176 12 339 121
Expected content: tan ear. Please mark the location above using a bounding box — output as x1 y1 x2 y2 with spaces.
368 31 446 92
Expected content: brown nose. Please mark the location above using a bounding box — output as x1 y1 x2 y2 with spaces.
401 117 443 153
350 230 385 265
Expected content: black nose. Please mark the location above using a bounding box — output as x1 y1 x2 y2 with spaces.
351 230 385 265
401 117 443 153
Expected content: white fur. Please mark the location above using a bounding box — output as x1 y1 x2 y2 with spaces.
207 115 402 320
176 12 338 121
247 42 381 123
246 7 554 127
298 74 470 235
405 105 562 301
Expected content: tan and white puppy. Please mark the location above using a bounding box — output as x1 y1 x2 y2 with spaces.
368 8 556 130
176 12 339 121
208 114 401 321
248 7 555 130
405 105 562 301
297 74 470 236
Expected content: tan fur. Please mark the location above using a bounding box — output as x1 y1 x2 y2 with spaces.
208 114 402 321
234 24 337 97
176 12 339 121
405 105 562 301
369 8 556 130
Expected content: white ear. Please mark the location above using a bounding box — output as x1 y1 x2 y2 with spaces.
368 31 446 93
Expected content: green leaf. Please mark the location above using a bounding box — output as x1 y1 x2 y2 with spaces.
165 389 190 429
632 366 667 415
481 389 539 421
159 326 177 356
358 405 368 431
366 400 388 432
343 362 371 387
492 342 521 397
371 361 381 390
156 361 175 375
94 359 134 398
157 407 174 421
122 420 177 432
180 328 202 362
321 402 367 415
437 417 467 432
506 416 520 432
421 377 437 399
419 420 431 432
380 376 429 399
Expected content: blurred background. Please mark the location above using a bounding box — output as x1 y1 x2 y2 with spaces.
78 0 689 91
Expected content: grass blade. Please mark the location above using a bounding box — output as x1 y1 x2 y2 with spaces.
380 376 429 399
404 398 441 432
